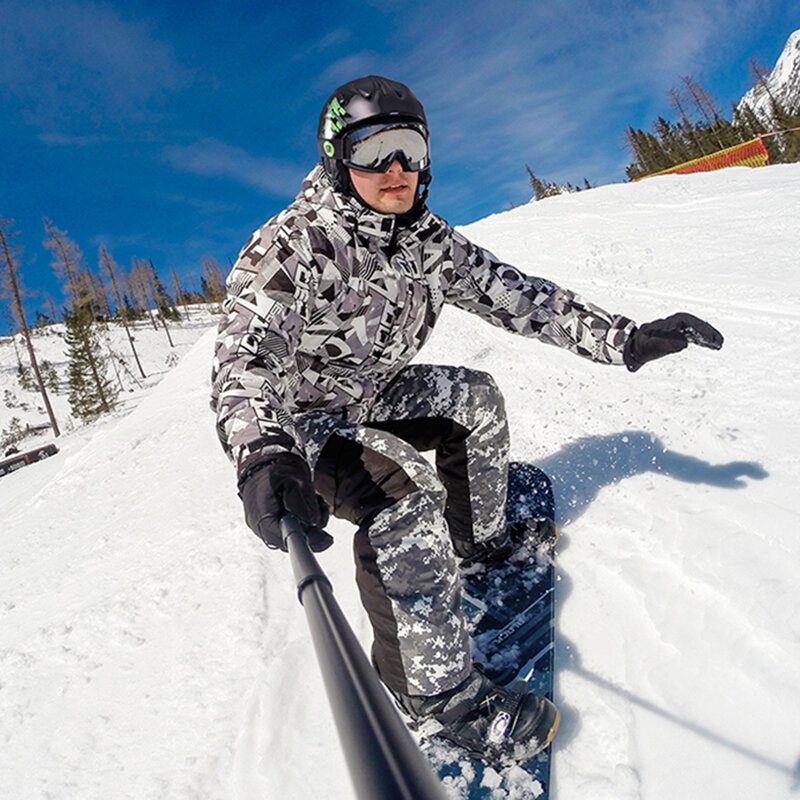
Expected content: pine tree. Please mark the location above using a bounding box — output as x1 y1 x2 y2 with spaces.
63 306 117 420
119 293 144 321
40 359 61 393
525 164 548 200
1 416 25 451
623 129 645 179
733 102 763 139
149 261 181 322
44 220 115 422
16 362 35 391
767 96 800 162
524 164 575 200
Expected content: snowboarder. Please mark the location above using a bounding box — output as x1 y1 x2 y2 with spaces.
211 75 723 761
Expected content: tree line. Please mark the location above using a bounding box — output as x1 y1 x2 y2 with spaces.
524 169 594 202
525 59 800 196
1 217 228 442
624 66 800 181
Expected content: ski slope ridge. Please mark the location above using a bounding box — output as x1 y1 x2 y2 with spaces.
2 165 799 800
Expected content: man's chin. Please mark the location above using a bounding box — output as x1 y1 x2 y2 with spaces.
377 193 414 214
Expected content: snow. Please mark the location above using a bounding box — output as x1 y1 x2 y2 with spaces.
3 164 800 799
1 305 220 449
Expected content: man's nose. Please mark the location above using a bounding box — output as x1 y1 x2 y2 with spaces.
386 159 403 174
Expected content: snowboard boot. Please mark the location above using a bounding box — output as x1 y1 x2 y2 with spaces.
459 517 558 568
458 527 515 568
391 667 560 763
508 516 559 555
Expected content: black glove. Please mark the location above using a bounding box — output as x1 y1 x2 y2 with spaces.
623 312 723 372
239 454 332 552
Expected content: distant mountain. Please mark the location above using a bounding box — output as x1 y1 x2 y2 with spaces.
738 28 800 122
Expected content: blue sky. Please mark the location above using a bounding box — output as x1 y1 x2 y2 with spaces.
0 0 796 331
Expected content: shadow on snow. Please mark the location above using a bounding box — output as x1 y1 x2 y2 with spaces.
534 429 768 527
521 434 797 791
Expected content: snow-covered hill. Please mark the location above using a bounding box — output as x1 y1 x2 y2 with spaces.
2 165 800 800
0 305 219 453
739 28 800 121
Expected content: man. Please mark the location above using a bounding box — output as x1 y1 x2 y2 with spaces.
211 75 723 760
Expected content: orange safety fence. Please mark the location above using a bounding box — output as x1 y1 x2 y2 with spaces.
637 137 769 180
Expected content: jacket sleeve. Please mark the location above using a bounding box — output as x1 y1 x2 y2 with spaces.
210 222 317 479
443 228 636 365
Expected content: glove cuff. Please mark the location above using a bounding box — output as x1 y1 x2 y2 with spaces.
622 327 643 372
238 452 310 493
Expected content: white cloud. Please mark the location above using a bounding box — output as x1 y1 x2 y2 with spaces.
291 28 354 62
316 52 388 92
163 138 306 197
37 133 114 146
0 0 193 134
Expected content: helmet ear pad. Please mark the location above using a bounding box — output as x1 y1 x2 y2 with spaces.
323 155 360 195
321 155 347 193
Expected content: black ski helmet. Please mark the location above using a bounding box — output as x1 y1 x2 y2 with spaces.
317 75 431 197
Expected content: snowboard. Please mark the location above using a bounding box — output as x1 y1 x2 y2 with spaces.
424 462 557 799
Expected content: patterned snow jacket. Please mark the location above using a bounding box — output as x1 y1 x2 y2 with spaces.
211 166 636 478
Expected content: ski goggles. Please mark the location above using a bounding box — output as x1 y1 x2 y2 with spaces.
342 124 430 173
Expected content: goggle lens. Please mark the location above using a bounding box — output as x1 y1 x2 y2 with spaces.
344 125 429 173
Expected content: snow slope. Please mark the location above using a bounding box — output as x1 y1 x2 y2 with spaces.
2 165 800 800
0 305 219 452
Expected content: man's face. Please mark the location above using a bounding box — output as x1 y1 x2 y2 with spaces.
348 160 419 214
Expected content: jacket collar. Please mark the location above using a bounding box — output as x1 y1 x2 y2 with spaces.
298 165 436 245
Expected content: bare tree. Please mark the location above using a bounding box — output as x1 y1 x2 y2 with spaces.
749 58 778 107
4 308 23 367
88 270 112 321
43 218 93 314
680 76 725 150
45 293 60 326
128 259 158 329
201 256 226 303
1 219 60 438
171 268 191 321
667 86 708 155
681 75 723 123
99 245 146 378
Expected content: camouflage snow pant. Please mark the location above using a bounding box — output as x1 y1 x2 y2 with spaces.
295 364 510 697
